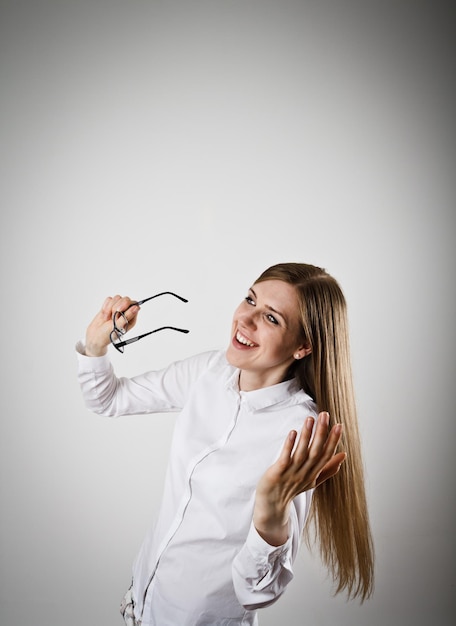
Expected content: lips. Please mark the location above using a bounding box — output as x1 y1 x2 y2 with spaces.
235 330 258 348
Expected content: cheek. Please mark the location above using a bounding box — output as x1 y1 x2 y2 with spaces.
268 329 299 356
264 329 290 353
230 304 244 330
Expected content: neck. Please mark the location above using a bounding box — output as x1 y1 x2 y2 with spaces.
238 369 290 392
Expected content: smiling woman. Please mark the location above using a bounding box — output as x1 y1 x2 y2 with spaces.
226 280 310 391
76 262 374 626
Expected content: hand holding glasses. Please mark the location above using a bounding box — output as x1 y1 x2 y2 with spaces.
110 291 189 353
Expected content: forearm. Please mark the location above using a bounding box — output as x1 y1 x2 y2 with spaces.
253 500 290 547
232 497 309 610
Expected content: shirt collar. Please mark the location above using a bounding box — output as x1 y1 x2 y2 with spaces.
224 365 312 412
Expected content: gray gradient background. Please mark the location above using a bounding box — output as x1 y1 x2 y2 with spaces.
1 1 455 625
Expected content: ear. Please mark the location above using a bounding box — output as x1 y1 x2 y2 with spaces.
293 344 312 360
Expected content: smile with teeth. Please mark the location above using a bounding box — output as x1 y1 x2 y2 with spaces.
236 331 257 347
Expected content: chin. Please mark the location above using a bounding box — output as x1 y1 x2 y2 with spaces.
225 346 236 366
225 346 244 369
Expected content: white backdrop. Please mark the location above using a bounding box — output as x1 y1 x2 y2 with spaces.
1 1 455 625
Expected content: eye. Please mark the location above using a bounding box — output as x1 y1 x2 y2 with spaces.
266 313 279 325
245 296 255 306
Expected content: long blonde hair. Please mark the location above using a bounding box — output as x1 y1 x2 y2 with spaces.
255 262 374 601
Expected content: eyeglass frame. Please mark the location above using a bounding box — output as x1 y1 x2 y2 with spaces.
110 291 189 353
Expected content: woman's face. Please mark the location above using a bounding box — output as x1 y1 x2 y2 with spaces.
226 279 309 390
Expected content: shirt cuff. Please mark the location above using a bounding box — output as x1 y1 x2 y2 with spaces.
75 341 111 370
246 521 292 560
232 519 294 605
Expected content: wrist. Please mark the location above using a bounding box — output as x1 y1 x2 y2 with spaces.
84 343 108 357
253 503 290 547
253 517 289 547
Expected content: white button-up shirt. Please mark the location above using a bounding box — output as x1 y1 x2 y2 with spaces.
77 348 317 626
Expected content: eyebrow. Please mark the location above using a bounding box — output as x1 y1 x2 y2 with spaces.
249 287 288 326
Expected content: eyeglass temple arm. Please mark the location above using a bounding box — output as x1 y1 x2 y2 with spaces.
114 326 190 349
135 292 188 306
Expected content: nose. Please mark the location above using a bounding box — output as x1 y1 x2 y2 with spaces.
239 307 258 330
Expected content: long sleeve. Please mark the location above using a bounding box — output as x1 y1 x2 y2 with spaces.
76 343 220 417
232 493 312 610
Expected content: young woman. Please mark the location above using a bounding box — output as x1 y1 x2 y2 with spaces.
77 262 374 626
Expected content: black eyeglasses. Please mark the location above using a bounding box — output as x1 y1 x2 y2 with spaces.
110 291 189 353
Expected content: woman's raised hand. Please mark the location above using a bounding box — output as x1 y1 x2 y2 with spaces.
85 296 140 357
253 412 346 546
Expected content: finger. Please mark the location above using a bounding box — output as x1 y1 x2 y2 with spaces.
101 296 115 321
315 452 346 488
113 311 140 337
323 423 344 457
100 295 123 321
111 296 134 315
111 297 140 327
275 430 298 470
309 423 344 478
306 412 331 462
118 303 140 323
291 417 315 465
